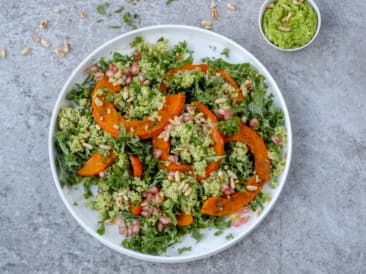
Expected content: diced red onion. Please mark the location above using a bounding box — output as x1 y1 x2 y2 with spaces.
131 61 140 75
98 171 106 178
215 109 233 120
109 63 118 74
142 192 149 198
94 72 104 81
249 118 259 128
149 186 159 194
138 75 146 84
141 210 151 217
119 225 127 235
182 113 193 122
105 70 114 78
239 216 250 225
271 135 283 146
153 207 160 215
159 215 171 225
153 148 162 159
168 155 179 163
146 193 154 201
125 76 132 84
157 222 164 232
240 207 250 215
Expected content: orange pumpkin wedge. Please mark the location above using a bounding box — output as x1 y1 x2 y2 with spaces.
77 150 116 176
91 76 185 139
201 125 271 216
160 64 243 103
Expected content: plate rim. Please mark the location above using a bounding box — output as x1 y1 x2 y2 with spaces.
48 24 293 263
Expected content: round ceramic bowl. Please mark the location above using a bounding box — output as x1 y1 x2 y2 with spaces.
258 0 321 52
48 25 293 263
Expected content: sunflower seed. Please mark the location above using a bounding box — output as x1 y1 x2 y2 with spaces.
293 0 303 5
33 34 40 43
0 48 6 58
281 12 294 22
246 185 258 191
182 183 190 193
211 3 218 20
63 40 70 53
184 187 192 196
178 182 186 191
41 39 50 48
54 48 64 56
215 97 227 104
99 144 111 150
201 20 212 30
255 208 262 217
21 47 31 55
227 3 236 10
40 19 48 29
80 11 87 18
278 26 291 32
281 4 291 10
267 3 275 9
53 8 60 14
82 142 93 150
175 172 181 182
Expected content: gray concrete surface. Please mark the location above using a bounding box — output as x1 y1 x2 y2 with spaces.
1 0 365 273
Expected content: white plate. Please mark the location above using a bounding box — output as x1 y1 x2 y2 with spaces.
48 25 293 263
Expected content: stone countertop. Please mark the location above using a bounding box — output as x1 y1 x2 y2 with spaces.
1 0 365 273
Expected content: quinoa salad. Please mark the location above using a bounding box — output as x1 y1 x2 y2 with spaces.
55 37 287 255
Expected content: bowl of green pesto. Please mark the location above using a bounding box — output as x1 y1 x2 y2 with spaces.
259 0 321 51
49 25 292 263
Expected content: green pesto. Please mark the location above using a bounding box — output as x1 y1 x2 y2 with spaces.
262 0 318 49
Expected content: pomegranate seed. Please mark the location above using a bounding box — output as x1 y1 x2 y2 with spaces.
157 222 164 232
109 63 118 74
125 76 132 84
168 155 179 163
271 135 283 146
142 205 150 211
146 193 154 201
149 186 159 194
141 210 151 217
138 75 146 84
215 109 233 120
182 113 193 122
98 171 106 178
249 118 259 128
159 215 171 225
239 216 250 225
105 70 114 78
221 184 230 191
86 64 99 74
153 148 162 159
240 207 250 215
142 192 148 198
131 61 140 75
94 72 104 81
153 207 160 215
241 115 248 124
231 216 241 227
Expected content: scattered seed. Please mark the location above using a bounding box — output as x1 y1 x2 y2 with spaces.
211 3 218 20
278 26 291 32
21 47 31 55
106 108 111 115
293 0 303 5
63 40 70 53
41 39 50 48
201 20 212 30
80 11 87 18
116 196 123 207
53 8 60 14
267 3 275 9
255 208 262 217
140 199 149 207
178 182 186 192
0 48 6 58
33 34 40 43
230 178 235 189
215 97 227 104
40 19 48 29
113 124 120 129
227 170 238 179
182 183 190 193
227 3 236 10
82 142 93 150
184 187 192 196
246 185 258 191
54 48 65 56
282 12 294 22
127 96 135 103
99 144 111 150
281 4 291 11
175 172 181 183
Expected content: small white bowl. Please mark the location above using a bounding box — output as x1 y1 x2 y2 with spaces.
258 0 321 52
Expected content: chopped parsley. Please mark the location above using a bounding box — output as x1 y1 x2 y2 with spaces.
178 246 192 254
220 48 230 58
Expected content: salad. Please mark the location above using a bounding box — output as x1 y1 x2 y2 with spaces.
55 37 287 255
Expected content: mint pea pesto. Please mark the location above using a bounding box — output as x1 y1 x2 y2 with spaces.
262 0 318 49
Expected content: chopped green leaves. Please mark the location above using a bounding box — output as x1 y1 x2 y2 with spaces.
220 48 230 58
218 116 241 136
178 246 192 254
